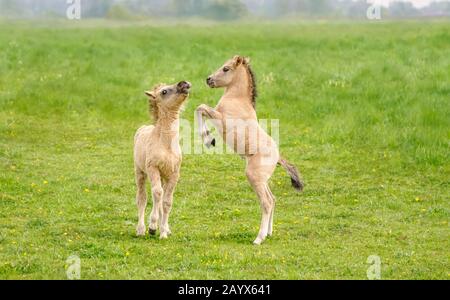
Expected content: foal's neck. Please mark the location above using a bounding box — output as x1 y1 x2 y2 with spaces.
224 66 253 105
154 110 180 147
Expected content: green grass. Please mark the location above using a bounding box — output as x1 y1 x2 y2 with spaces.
0 20 449 279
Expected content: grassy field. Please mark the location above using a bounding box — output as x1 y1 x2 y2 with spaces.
0 20 449 280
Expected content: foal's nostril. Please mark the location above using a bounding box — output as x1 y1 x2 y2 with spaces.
206 77 212 84
178 81 190 89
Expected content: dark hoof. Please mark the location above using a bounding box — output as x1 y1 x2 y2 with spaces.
148 228 156 236
211 138 216 147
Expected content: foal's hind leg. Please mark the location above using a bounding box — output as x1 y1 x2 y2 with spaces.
135 169 147 236
251 182 274 245
246 162 277 244
266 187 276 237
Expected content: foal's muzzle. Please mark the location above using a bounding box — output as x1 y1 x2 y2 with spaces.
177 81 191 94
206 77 215 88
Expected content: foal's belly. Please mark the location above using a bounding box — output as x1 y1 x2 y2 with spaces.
218 121 277 157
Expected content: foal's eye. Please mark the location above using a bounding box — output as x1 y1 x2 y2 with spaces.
162 90 168 95
223 67 230 72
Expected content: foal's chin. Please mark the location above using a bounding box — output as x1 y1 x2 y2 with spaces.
207 81 218 88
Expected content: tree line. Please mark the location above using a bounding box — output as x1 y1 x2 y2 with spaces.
1 0 449 20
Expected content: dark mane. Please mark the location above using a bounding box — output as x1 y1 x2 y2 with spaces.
246 64 257 109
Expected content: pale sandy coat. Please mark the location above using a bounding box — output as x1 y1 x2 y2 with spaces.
197 56 303 245
134 81 190 239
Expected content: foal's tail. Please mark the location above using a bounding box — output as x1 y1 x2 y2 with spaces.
278 157 304 192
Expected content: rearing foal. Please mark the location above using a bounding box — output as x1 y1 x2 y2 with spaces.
196 55 303 245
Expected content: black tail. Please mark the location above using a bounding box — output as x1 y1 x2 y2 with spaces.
278 157 304 191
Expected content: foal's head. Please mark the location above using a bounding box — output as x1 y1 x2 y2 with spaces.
145 81 191 121
206 55 251 88
206 55 257 109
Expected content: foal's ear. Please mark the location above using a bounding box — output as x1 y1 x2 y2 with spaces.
145 90 156 99
233 55 245 66
243 57 251 65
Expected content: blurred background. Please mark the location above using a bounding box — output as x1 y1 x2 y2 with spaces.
1 0 449 21
1 0 449 281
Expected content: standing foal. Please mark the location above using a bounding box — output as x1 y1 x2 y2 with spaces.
134 81 191 239
196 56 303 245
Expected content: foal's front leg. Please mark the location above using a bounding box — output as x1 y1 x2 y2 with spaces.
147 166 163 236
160 172 179 239
196 104 222 148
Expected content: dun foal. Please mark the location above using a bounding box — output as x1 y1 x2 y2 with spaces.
196 56 303 245
134 81 191 239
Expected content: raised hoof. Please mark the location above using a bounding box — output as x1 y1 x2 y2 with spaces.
148 228 157 236
204 137 216 148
